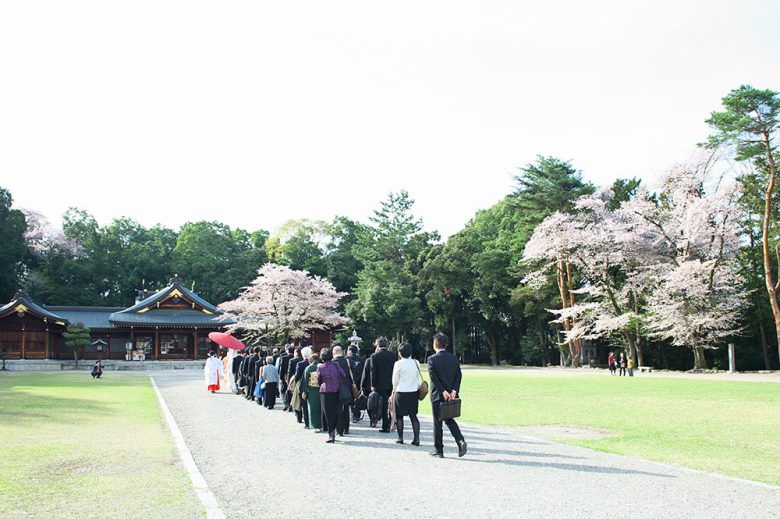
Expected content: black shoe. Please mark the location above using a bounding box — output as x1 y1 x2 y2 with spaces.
395 438 404 444
411 439 420 446
429 451 444 458
338 433 344 437
379 429 391 433
458 440 468 457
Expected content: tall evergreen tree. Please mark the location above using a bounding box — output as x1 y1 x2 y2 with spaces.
0 187 27 302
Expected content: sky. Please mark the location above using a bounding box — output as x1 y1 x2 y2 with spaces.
1 1 779 239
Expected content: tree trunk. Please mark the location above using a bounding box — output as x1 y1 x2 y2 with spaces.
556 259 577 367
634 332 645 368
565 259 582 367
760 321 771 371
539 327 549 367
759 129 780 365
693 347 708 371
451 314 457 358
487 332 498 367
73 348 79 368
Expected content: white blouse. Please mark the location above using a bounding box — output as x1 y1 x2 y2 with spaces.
392 358 421 393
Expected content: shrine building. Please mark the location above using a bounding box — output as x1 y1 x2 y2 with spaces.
0 277 234 361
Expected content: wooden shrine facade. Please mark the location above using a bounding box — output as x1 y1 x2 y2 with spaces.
0 277 234 361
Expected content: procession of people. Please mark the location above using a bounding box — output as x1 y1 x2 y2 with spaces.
205 332 467 458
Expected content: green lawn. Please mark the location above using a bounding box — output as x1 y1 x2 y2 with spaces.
455 371 780 486
0 373 203 519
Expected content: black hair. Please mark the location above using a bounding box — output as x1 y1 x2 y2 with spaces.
433 333 448 350
399 342 412 359
347 345 358 354
320 348 333 362
375 336 389 349
294 346 302 356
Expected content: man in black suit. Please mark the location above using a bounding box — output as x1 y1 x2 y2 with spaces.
347 345 364 422
246 347 261 401
428 332 466 458
231 350 244 394
278 345 292 406
370 336 396 433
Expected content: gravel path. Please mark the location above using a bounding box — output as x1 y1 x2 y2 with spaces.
153 371 780 519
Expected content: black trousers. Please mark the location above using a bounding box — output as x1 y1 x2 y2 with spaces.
337 400 350 434
378 389 391 431
265 382 278 408
301 397 310 427
432 400 464 453
320 392 340 435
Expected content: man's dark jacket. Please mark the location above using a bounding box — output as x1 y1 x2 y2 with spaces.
370 347 396 391
427 350 462 403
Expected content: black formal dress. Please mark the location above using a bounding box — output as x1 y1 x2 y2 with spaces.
428 350 465 455
278 353 291 399
246 354 260 400
370 347 396 432
231 354 244 392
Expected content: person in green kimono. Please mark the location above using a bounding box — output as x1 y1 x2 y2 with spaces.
302 353 322 431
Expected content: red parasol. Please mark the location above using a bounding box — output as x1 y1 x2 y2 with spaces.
208 332 245 351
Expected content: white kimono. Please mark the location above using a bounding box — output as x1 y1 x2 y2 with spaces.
204 356 223 388
224 349 238 392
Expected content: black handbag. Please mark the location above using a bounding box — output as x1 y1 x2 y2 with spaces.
438 398 461 421
338 378 353 404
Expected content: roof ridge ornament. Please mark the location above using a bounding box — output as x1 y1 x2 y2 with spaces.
169 275 183 285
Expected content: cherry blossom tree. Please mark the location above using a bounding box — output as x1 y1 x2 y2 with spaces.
219 264 347 343
524 158 747 370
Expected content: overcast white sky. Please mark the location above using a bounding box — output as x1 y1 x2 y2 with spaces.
1 1 778 239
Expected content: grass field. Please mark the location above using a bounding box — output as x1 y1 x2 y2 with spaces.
455 370 780 486
0 373 203 519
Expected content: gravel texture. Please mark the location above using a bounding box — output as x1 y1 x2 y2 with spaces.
153 371 780 519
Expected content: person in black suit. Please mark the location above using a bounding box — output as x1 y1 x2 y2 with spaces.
347 345 364 422
370 336 396 433
231 351 244 394
427 332 466 458
278 345 292 405
246 347 261 401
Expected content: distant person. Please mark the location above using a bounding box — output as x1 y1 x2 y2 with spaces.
204 351 223 393
91 359 104 379
231 350 245 394
302 351 322 431
287 347 304 415
427 332 466 458
608 351 616 375
370 336 396 433
278 345 292 404
627 356 635 377
261 356 280 409
346 345 364 422
392 342 421 446
619 352 626 376
246 347 261 400
293 347 313 427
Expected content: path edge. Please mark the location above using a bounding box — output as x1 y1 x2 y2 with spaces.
149 375 226 519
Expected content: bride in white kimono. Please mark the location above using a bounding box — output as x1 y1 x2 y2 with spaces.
204 351 224 393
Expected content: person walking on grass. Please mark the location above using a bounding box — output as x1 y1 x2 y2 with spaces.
392 342 421 446
204 351 223 393
619 352 627 376
608 351 616 375
427 332 466 458
627 356 635 377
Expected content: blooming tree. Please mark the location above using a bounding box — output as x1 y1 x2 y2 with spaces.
524 157 747 370
219 264 347 343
